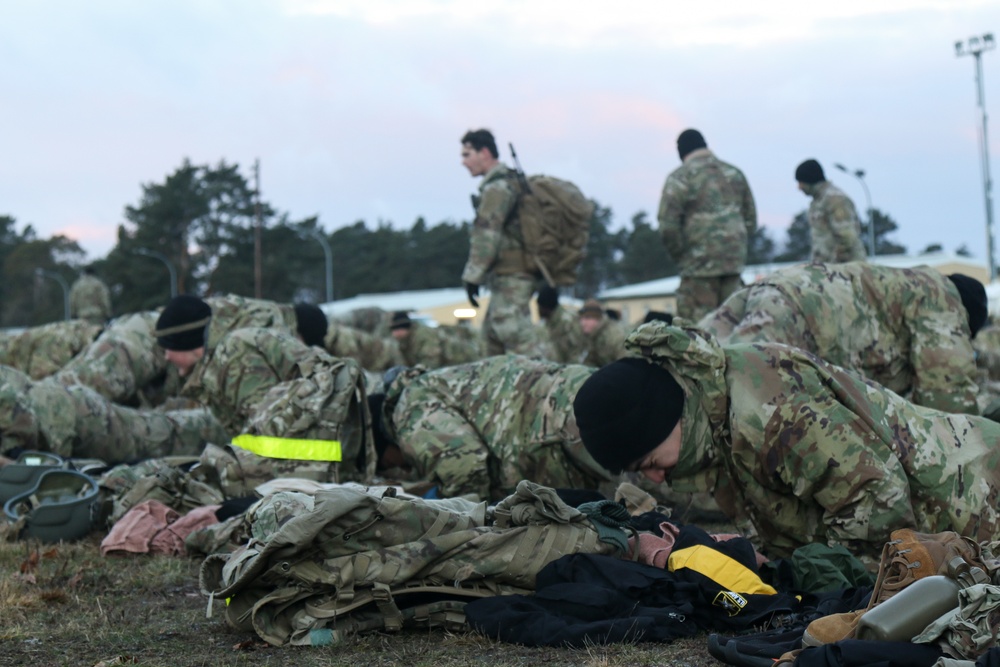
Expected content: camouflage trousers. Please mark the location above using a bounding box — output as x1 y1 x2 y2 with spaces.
676 274 743 321
483 275 539 356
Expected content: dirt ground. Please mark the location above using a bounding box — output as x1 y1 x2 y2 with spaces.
0 535 730 667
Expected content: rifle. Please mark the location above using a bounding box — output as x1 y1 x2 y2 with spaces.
508 143 533 195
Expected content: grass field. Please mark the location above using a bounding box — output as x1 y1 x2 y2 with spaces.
0 534 730 667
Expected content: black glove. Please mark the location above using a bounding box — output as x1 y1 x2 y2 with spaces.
464 281 480 308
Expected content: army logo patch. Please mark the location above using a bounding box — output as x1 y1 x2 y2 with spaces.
713 590 748 616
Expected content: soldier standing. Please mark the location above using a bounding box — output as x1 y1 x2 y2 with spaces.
795 159 868 262
657 129 757 321
68 267 112 325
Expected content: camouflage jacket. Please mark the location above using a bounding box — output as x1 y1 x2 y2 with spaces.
0 365 227 461
182 327 375 482
436 324 485 366
805 181 868 263
397 321 445 368
461 163 528 285
657 149 757 277
324 321 403 371
383 356 612 500
68 274 112 323
627 321 1000 562
583 318 628 368
204 295 296 352
0 320 102 380
543 305 587 364
698 262 980 415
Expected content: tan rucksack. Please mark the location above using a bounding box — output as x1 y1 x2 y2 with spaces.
515 174 593 287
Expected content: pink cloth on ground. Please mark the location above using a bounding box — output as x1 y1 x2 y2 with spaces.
100 500 221 557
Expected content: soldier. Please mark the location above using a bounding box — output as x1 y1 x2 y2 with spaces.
536 285 586 364
154 295 376 482
698 262 986 415
68 267 113 325
390 311 444 368
325 319 404 372
371 356 613 501
658 129 757 321
579 299 626 368
0 366 228 462
460 128 538 355
0 319 103 380
795 159 868 262
330 306 390 338
574 321 1000 563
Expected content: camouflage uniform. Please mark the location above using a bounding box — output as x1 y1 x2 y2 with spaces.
0 366 228 461
803 181 868 263
324 321 403 371
698 262 980 415
330 307 390 338
0 319 102 380
382 357 612 501
657 148 757 321
541 305 587 364
973 323 1000 416
397 321 445 368
462 163 538 355
628 321 1000 562
436 324 485 366
68 273 113 324
582 318 628 368
181 327 376 483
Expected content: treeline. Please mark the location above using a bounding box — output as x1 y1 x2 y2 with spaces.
1 158 938 328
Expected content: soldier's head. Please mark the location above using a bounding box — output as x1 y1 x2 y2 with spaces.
578 299 605 335
573 357 685 483
676 129 707 161
389 311 412 340
154 295 211 377
461 129 499 177
293 303 328 348
948 273 989 338
795 159 826 194
536 285 559 319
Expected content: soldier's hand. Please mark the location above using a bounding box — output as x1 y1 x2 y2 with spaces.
464 281 480 308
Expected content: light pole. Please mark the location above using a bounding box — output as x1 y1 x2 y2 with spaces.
35 268 70 320
834 163 875 257
133 248 178 298
956 33 996 281
300 228 334 303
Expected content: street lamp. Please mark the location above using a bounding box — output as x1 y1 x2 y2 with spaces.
956 33 996 281
133 248 178 298
300 228 334 303
834 163 875 257
35 268 70 320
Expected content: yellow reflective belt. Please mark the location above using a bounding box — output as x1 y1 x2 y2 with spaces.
668 544 778 596
232 434 342 462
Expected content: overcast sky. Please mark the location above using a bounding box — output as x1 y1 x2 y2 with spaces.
2 1 1000 271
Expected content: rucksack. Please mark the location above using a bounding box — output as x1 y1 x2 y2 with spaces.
514 174 593 287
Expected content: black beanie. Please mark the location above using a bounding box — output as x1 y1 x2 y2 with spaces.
948 273 988 337
537 284 559 310
795 159 825 185
677 129 707 161
390 311 412 330
573 357 685 473
154 295 211 351
294 303 328 348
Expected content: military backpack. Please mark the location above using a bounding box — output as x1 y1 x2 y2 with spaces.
514 174 593 287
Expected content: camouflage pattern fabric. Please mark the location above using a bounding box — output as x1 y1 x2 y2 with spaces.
68 273 112 324
181 327 376 483
461 162 525 286
204 294 296 351
330 307 390 338
0 366 228 461
627 321 1000 562
698 262 980 415
973 324 1000 416
541 305 587 364
383 357 612 501
675 274 744 322
0 320 102 380
582 318 628 368
482 275 543 356
657 148 757 280
324 321 403 371
802 181 868 263
397 321 445 368
436 324 485 366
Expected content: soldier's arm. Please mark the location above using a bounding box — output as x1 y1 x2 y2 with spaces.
826 196 863 259
657 174 689 260
461 180 518 285
908 307 981 415
740 175 758 235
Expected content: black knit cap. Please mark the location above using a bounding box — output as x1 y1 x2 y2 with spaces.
537 284 559 310
154 295 211 351
294 303 328 348
573 357 685 473
795 159 825 185
948 273 988 337
390 311 412 330
677 129 707 161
